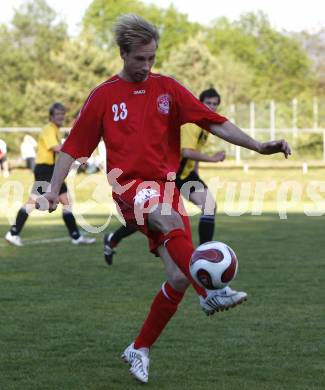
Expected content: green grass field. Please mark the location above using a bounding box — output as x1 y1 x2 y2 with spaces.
0 169 325 389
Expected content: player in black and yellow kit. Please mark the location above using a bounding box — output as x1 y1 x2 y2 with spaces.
103 88 225 264
175 88 225 243
5 103 95 247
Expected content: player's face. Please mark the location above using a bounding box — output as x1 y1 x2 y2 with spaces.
203 97 220 112
50 109 65 127
121 39 157 83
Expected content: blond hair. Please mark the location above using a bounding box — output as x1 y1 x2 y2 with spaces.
113 14 159 52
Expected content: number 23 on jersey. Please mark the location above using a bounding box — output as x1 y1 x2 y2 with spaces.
112 102 128 122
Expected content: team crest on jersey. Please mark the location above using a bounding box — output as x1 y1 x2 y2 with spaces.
134 188 159 208
157 94 171 115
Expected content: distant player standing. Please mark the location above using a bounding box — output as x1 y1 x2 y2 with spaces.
5 103 96 246
37 15 291 383
103 87 225 264
0 138 10 178
20 134 37 171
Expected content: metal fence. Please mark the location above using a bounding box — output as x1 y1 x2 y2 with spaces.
206 128 325 164
222 97 325 130
1 127 325 164
1 102 325 167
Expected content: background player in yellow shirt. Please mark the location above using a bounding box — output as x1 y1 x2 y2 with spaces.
5 103 95 247
175 88 225 243
104 88 225 264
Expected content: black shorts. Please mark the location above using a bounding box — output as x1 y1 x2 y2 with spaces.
31 164 68 195
175 170 207 195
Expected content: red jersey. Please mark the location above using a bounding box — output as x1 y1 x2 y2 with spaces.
62 73 227 183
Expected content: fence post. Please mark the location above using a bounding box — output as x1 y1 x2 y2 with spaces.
235 145 241 165
250 102 255 155
250 101 255 139
230 104 240 163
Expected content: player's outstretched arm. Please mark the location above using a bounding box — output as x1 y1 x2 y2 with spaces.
36 151 75 212
210 120 291 158
182 148 226 163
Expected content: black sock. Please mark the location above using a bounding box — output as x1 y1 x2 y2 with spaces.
198 215 215 244
62 211 80 239
111 225 137 246
10 207 29 235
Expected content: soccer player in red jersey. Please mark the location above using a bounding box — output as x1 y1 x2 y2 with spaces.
37 14 291 383
103 87 224 265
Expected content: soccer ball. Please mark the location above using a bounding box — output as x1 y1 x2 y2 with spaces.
190 241 238 290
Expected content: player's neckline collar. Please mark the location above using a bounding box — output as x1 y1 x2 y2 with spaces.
116 73 151 86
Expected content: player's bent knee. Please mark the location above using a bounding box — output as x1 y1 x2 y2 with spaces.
148 207 184 233
168 271 190 292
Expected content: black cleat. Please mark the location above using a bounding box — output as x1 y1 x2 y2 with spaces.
103 233 116 266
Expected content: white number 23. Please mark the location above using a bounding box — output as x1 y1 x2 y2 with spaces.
112 102 128 122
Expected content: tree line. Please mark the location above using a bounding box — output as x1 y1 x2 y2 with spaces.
0 0 324 128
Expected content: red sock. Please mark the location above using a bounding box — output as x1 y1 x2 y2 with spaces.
134 282 185 349
163 229 206 297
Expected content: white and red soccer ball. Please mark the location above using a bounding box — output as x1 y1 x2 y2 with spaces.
190 241 238 290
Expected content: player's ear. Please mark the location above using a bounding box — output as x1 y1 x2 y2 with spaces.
120 48 127 60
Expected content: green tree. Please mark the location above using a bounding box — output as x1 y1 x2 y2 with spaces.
161 34 254 106
297 28 325 94
207 12 313 101
83 0 199 66
0 0 68 126
0 26 33 125
23 32 120 125
11 0 68 79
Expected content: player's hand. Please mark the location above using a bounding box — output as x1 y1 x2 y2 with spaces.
211 151 226 162
258 140 291 158
35 192 59 213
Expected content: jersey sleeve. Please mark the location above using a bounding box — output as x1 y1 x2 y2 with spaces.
180 123 202 150
172 79 228 131
62 85 106 159
42 126 59 151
